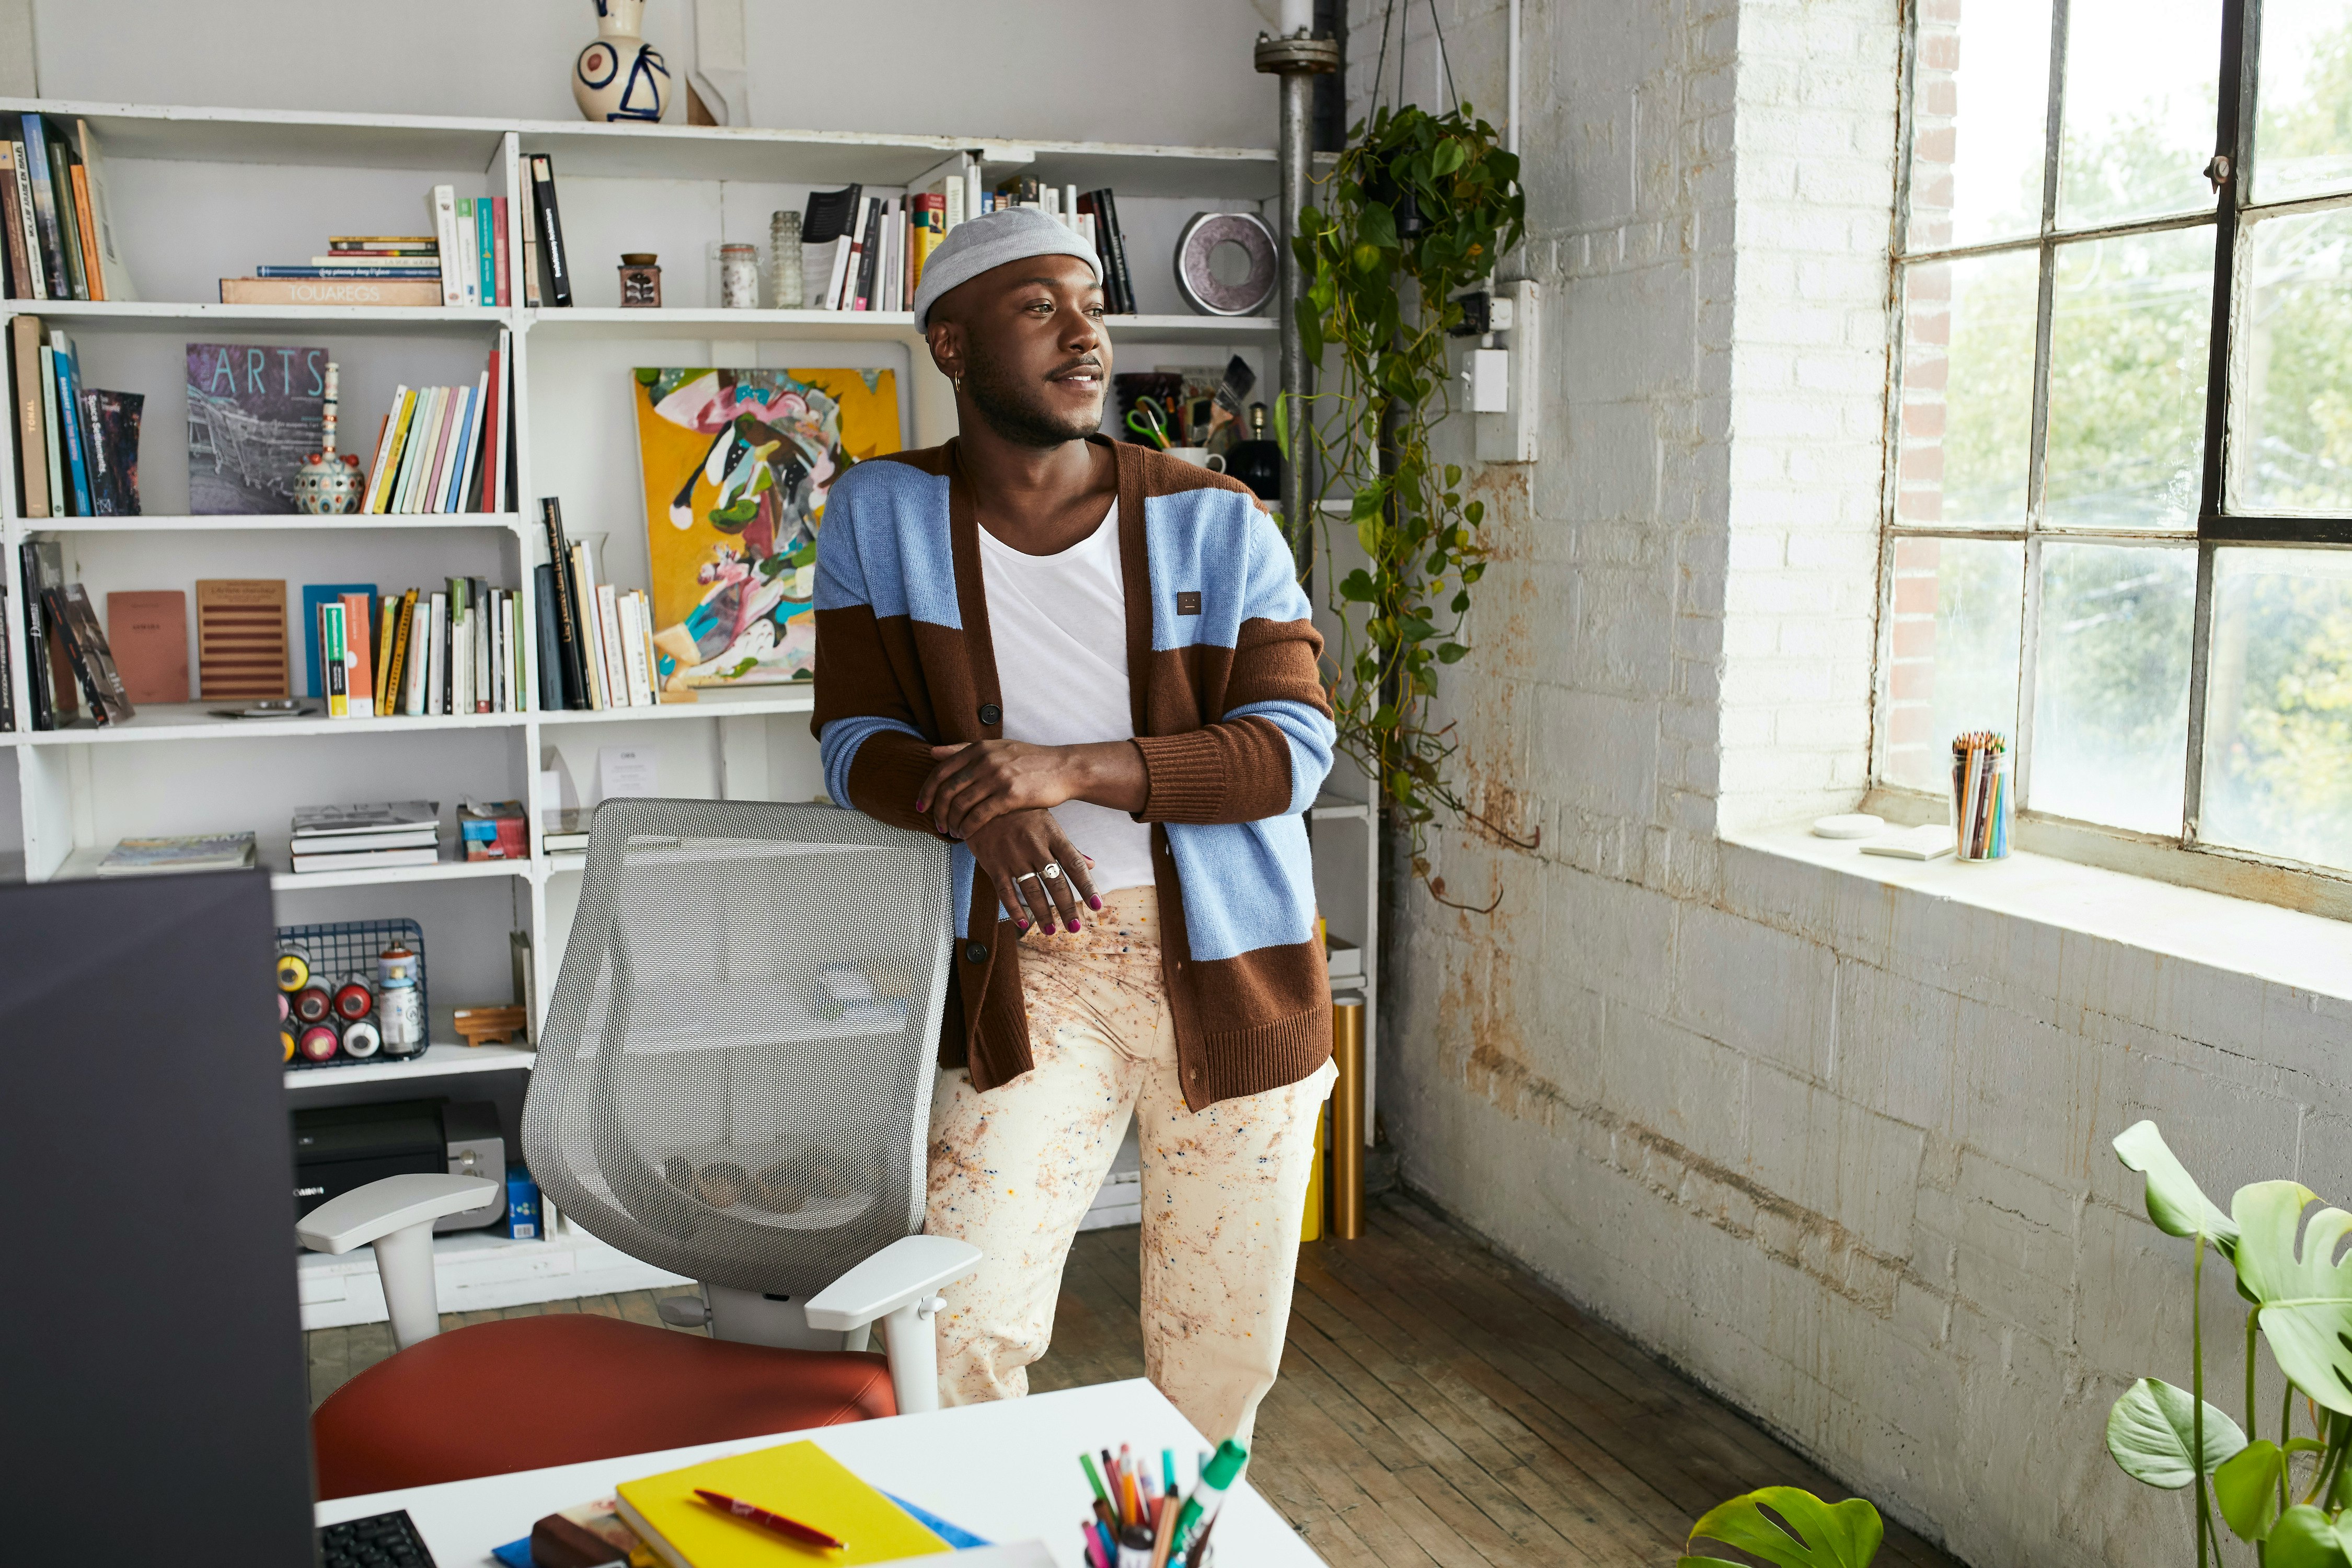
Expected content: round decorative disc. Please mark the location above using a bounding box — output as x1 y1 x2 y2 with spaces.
1173 211 1277 317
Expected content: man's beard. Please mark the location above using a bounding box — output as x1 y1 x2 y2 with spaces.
962 336 1101 447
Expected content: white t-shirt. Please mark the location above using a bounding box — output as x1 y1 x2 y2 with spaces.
974 501 1157 894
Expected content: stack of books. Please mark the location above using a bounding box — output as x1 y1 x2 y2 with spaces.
536 498 664 711
541 808 592 856
800 176 964 313
8 315 142 519
0 112 134 303
221 184 511 307
321 579 527 719
360 329 514 514
289 802 443 875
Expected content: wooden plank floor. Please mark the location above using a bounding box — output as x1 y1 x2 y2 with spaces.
306 1193 1964 1567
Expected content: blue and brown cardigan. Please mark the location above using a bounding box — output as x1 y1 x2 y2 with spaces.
811 435 1334 1110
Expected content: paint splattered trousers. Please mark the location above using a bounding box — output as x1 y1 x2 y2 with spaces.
925 885 1336 1446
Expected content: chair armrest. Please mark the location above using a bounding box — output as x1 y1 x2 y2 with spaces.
296 1174 501 1254
804 1235 982 1332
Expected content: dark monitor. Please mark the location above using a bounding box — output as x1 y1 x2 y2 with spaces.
0 870 314 1566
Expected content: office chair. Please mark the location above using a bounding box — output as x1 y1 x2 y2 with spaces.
302 800 980 1500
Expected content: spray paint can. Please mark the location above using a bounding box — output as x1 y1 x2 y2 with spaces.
377 944 424 1056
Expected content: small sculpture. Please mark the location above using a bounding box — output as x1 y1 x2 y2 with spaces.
293 361 364 515
573 0 670 124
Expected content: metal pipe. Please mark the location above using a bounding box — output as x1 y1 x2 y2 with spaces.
1255 28 1340 572
1507 0 1521 157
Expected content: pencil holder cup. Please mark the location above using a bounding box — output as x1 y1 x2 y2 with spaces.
1950 738 2013 861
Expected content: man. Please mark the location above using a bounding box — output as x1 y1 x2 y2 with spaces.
811 207 1336 1445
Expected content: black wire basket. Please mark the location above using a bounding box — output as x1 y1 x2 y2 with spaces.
276 918 428 1071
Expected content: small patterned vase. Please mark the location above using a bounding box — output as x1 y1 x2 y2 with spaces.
294 361 364 516
573 0 670 124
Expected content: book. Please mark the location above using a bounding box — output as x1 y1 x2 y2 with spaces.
195 578 289 699
19 539 73 726
0 144 30 301
424 591 446 715
253 265 442 279
429 183 463 307
7 140 42 302
306 253 441 265
491 195 511 307
801 184 861 310
612 1440 950 1568
540 498 589 708
301 583 376 699
292 800 440 839
47 582 134 725
365 387 416 513
67 163 101 301
388 589 419 715
518 175 544 307
329 235 436 249
87 387 142 515
18 116 65 299
46 123 87 300
292 844 440 873
572 543 607 710
340 590 374 713
218 278 442 307
96 833 256 876
37 341 63 515
1859 823 1960 861
533 562 564 711
618 591 653 707
454 197 478 306
72 118 135 302
186 342 328 513
373 594 399 717
50 331 91 514
106 589 188 705
9 313 47 515
477 194 496 306
529 155 573 307
851 194 882 310
595 582 629 709
319 601 349 717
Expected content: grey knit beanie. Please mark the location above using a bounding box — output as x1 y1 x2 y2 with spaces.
912 206 1102 328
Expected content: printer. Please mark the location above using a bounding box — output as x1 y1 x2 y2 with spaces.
291 1099 508 1233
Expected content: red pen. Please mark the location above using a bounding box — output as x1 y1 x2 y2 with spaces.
694 1488 848 1551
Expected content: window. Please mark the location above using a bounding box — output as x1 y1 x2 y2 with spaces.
1884 0 2352 878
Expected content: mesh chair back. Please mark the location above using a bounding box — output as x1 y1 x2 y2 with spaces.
523 799 951 1300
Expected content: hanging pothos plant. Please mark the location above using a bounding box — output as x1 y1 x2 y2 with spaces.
1282 99 1528 903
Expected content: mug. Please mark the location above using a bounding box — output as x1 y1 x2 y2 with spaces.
1164 447 1226 472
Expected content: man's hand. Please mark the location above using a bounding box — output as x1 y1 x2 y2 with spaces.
917 739 1146 839
965 809 1101 932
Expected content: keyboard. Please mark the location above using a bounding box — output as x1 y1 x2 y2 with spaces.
316 1508 436 1568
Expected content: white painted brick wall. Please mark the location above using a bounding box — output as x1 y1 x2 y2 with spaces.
1349 3 2338 1566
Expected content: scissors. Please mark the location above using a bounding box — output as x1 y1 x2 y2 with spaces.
1124 396 1171 449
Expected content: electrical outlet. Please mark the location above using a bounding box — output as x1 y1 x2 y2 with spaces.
1474 279 1541 463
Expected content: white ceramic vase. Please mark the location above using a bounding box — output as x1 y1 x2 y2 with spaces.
573 0 669 124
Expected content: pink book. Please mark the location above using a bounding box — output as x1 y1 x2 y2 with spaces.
423 385 464 513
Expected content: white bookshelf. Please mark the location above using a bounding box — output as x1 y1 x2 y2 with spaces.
2 95 1286 1324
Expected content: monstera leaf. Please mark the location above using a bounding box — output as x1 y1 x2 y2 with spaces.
2114 1122 2241 1254
1678 1488 1882 1568
2233 1180 2352 1415
2215 1441 2288 1541
2266 1505 2352 1568
2105 1377 2247 1488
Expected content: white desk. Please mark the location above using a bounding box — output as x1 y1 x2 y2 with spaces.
315 1379 1325 1567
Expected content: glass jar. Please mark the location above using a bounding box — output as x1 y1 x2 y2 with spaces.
719 242 759 309
768 211 803 313
618 252 661 308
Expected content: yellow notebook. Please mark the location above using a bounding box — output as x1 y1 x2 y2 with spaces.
613 1440 951 1568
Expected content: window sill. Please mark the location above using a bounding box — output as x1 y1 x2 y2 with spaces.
1724 817 2352 1007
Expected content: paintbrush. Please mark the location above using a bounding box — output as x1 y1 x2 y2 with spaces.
1204 354 1257 441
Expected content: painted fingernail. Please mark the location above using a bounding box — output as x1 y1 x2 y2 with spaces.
1069 918 1084 932
1015 918 1030 932
1088 895 1103 910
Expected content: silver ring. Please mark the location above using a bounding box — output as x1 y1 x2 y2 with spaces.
1013 871 1041 884
1041 862 1062 881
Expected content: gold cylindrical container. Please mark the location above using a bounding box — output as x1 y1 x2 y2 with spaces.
1329 999 1365 1239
